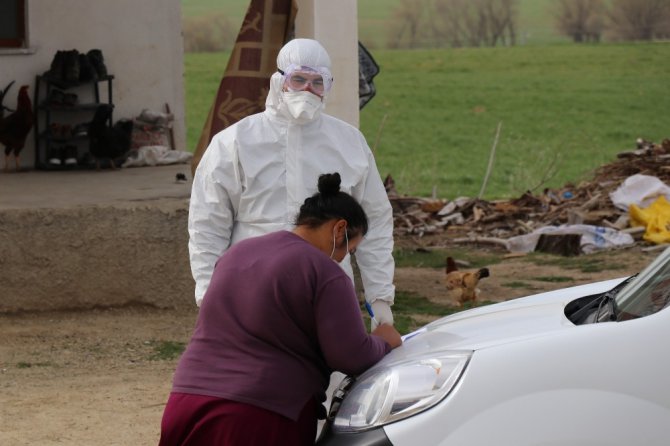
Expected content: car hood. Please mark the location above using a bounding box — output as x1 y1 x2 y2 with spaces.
384 277 626 363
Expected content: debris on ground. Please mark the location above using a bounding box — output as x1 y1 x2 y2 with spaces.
387 138 670 253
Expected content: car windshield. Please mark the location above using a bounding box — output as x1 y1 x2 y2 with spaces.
568 247 670 324
614 247 670 321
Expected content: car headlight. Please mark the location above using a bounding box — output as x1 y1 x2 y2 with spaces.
332 350 472 432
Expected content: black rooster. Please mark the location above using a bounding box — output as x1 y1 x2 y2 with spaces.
0 81 15 118
88 104 133 169
1 82 34 172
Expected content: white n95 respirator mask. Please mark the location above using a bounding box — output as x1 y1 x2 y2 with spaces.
282 91 323 123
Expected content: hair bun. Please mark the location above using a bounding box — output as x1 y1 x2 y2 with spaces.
317 173 341 197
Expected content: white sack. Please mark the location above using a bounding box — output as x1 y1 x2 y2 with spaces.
609 174 670 211
505 224 634 254
123 145 192 168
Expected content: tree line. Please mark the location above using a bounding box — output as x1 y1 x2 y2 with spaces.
387 0 670 49
555 0 670 43
180 0 670 52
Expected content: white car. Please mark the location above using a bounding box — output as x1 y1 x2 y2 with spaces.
316 249 670 445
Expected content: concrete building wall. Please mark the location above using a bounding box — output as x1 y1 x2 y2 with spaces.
0 0 186 168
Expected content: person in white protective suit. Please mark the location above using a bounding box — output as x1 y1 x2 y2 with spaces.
188 38 395 327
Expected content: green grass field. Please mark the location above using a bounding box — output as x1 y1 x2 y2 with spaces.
181 0 240 18
360 43 670 198
185 42 670 198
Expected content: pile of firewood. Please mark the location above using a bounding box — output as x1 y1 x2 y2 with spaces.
387 138 670 246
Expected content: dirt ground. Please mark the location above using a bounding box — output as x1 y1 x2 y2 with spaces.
0 240 657 445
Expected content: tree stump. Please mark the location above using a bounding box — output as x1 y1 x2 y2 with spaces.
535 233 582 256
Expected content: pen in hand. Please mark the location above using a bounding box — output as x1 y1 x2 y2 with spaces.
365 301 379 326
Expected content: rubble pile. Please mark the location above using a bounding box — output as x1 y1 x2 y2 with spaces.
388 138 670 247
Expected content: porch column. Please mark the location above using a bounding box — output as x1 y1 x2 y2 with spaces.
294 0 359 127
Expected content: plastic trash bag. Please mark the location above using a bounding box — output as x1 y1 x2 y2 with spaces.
122 145 192 167
505 224 634 254
610 174 670 211
629 195 670 244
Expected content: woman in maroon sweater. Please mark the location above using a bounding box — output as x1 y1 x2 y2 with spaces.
159 173 402 446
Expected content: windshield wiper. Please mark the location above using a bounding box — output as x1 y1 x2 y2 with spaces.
606 293 618 321
593 291 614 324
595 292 618 322
567 275 636 325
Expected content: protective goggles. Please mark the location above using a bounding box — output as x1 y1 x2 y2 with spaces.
278 64 333 95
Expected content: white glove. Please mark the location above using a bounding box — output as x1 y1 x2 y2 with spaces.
370 299 394 330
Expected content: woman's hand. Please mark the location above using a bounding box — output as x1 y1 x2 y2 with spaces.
372 323 402 349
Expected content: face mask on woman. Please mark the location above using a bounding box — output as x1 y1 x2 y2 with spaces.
330 229 351 262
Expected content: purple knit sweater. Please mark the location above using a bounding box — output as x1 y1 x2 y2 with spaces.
172 231 391 421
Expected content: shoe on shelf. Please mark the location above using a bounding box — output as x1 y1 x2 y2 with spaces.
60 124 73 139
49 123 62 139
62 92 78 106
48 146 64 166
72 123 89 137
87 49 108 78
47 89 66 106
63 145 78 166
63 49 81 83
78 53 98 82
46 50 66 82
49 123 73 140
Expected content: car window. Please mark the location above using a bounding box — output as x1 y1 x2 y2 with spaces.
616 248 670 320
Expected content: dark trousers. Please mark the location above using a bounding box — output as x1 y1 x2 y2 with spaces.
159 392 317 446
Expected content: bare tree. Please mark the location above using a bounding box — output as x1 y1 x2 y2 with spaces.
608 0 670 40
183 14 235 52
486 0 518 46
386 0 428 49
430 0 467 47
462 0 489 47
554 0 605 42
429 0 518 48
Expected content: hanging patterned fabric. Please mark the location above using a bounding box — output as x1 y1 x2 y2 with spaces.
191 0 297 174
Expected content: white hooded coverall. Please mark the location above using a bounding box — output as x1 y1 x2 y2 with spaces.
188 39 395 321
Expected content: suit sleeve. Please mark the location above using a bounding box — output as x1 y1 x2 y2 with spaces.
353 132 396 306
188 135 242 306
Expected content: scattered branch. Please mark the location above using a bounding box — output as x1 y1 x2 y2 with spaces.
372 113 389 155
478 121 502 199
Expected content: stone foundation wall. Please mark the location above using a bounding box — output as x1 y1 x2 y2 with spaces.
0 199 195 313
